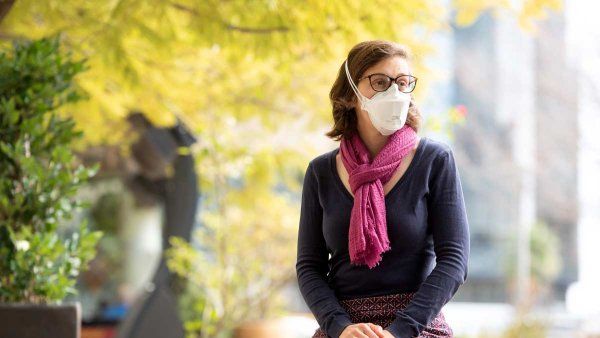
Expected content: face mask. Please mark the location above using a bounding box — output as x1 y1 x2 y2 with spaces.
344 60 411 136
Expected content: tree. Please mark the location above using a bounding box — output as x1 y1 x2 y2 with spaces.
0 1 562 145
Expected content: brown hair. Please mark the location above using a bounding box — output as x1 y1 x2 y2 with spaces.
326 40 422 141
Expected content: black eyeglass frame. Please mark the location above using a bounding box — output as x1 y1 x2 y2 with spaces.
358 73 418 93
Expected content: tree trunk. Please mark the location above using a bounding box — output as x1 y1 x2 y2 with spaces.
0 0 15 25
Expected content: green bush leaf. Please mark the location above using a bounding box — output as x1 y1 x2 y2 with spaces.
0 35 101 304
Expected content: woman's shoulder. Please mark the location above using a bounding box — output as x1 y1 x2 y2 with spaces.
419 136 455 163
306 148 338 174
417 137 462 182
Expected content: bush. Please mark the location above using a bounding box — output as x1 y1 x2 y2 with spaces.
166 192 298 338
0 35 102 304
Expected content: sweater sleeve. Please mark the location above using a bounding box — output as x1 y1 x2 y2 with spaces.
386 148 470 338
296 162 353 338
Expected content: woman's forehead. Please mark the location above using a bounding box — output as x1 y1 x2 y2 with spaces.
365 57 411 76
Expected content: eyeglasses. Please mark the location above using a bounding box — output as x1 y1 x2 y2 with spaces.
358 73 418 93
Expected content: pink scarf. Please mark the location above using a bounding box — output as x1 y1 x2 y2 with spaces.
340 125 418 268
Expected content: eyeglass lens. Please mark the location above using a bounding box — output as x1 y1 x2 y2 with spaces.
369 74 416 93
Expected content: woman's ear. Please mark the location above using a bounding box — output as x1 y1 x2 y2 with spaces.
344 94 357 111
353 99 364 117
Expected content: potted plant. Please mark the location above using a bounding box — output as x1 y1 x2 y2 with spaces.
0 36 102 338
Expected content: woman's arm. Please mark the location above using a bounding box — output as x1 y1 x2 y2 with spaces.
296 161 353 338
386 148 470 337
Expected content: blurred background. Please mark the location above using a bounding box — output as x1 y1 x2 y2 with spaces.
1 0 599 337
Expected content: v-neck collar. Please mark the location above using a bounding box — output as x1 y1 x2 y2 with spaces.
329 137 428 202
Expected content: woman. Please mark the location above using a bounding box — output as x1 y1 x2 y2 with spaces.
296 40 470 338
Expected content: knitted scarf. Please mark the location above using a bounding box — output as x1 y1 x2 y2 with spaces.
339 125 418 268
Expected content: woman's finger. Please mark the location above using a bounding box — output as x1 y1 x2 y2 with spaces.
367 323 385 338
355 323 380 338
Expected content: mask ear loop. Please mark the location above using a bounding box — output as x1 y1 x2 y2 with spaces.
344 60 367 108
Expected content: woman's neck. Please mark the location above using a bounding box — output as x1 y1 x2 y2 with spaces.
357 122 388 159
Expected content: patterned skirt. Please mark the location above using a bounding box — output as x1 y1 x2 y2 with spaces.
312 292 453 338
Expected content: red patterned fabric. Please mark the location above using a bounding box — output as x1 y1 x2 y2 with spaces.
312 292 453 338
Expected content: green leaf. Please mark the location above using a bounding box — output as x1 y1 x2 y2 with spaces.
0 35 101 304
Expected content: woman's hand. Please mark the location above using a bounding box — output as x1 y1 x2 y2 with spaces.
340 323 386 338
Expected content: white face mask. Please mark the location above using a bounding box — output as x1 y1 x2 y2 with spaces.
344 60 411 136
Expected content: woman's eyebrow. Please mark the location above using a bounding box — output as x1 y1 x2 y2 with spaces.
386 73 413 78
363 72 413 79
368 72 412 77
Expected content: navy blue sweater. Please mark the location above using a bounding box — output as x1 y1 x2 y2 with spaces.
295 137 470 338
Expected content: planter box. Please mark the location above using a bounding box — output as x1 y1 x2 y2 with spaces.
0 302 81 338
